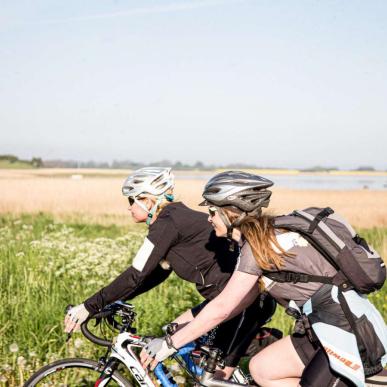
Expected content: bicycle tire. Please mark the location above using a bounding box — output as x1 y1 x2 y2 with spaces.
24 357 132 387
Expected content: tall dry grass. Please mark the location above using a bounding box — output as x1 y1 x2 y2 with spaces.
1 169 386 228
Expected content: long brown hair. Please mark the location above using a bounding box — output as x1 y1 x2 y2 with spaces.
225 210 291 271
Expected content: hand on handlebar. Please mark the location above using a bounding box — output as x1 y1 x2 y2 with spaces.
64 303 89 333
140 336 177 370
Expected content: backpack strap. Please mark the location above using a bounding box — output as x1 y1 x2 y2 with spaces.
305 207 334 233
263 270 334 285
353 233 372 253
263 271 353 290
336 289 383 376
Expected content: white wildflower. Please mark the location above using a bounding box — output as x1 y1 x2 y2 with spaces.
17 356 27 368
9 343 19 353
74 338 83 349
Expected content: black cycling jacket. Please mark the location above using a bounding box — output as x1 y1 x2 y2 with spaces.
84 202 239 314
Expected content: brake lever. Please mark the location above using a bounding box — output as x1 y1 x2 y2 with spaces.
65 304 74 342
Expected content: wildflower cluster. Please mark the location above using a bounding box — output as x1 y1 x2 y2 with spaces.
28 225 145 291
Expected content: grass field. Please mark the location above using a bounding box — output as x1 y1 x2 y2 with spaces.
0 161 34 170
0 169 386 385
0 213 386 385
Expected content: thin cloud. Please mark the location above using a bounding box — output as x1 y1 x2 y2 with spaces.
36 0 246 25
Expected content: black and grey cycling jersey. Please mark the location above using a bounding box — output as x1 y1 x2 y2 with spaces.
84 202 239 314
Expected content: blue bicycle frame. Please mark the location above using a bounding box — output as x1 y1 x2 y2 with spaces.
154 341 203 386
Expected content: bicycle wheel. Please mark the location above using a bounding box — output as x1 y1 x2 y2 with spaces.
24 357 132 387
366 368 387 386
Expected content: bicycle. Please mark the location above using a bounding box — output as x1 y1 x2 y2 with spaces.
25 301 387 387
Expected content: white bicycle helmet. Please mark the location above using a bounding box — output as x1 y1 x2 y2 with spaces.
122 167 174 198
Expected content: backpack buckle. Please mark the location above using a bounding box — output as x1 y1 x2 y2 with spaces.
299 273 309 283
285 272 295 282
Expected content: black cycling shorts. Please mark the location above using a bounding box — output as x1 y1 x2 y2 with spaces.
191 294 276 367
291 333 320 366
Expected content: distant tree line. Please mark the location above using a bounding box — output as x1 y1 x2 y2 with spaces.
0 154 380 171
42 159 255 170
0 154 43 167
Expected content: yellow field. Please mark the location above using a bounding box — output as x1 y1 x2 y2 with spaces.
0 169 386 228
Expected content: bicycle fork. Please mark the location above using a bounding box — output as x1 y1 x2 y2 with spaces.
94 357 121 387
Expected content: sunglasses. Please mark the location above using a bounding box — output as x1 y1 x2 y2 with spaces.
208 206 218 217
128 196 145 206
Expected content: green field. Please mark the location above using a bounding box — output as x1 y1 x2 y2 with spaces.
0 214 386 385
0 160 35 169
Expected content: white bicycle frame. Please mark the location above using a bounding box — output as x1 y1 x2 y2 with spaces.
95 331 251 387
107 332 156 387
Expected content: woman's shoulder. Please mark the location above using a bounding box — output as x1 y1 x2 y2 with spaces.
237 241 262 276
156 202 181 216
154 202 207 230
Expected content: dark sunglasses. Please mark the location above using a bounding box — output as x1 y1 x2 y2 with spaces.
208 206 218 217
128 197 135 206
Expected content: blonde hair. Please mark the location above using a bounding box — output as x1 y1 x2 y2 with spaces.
144 188 175 217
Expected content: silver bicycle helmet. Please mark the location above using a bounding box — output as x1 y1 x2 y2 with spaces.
200 171 273 212
122 167 174 197
200 171 274 245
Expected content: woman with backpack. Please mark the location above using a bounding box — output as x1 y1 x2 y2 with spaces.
141 171 387 387
64 167 276 379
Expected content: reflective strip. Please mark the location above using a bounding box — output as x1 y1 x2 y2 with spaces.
132 238 155 272
297 210 346 250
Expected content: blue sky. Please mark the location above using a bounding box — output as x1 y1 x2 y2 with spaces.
1 0 386 169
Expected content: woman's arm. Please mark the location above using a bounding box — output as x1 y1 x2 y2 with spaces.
172 309 194 325
170 270 259 348
140 270 260 369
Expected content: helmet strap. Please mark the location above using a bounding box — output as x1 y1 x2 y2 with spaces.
218 208 238 251
165 193 174 202
226 225 236 251
146 196 163 226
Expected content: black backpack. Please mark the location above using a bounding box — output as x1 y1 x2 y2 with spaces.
264 207 385 294
264 207 386 376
